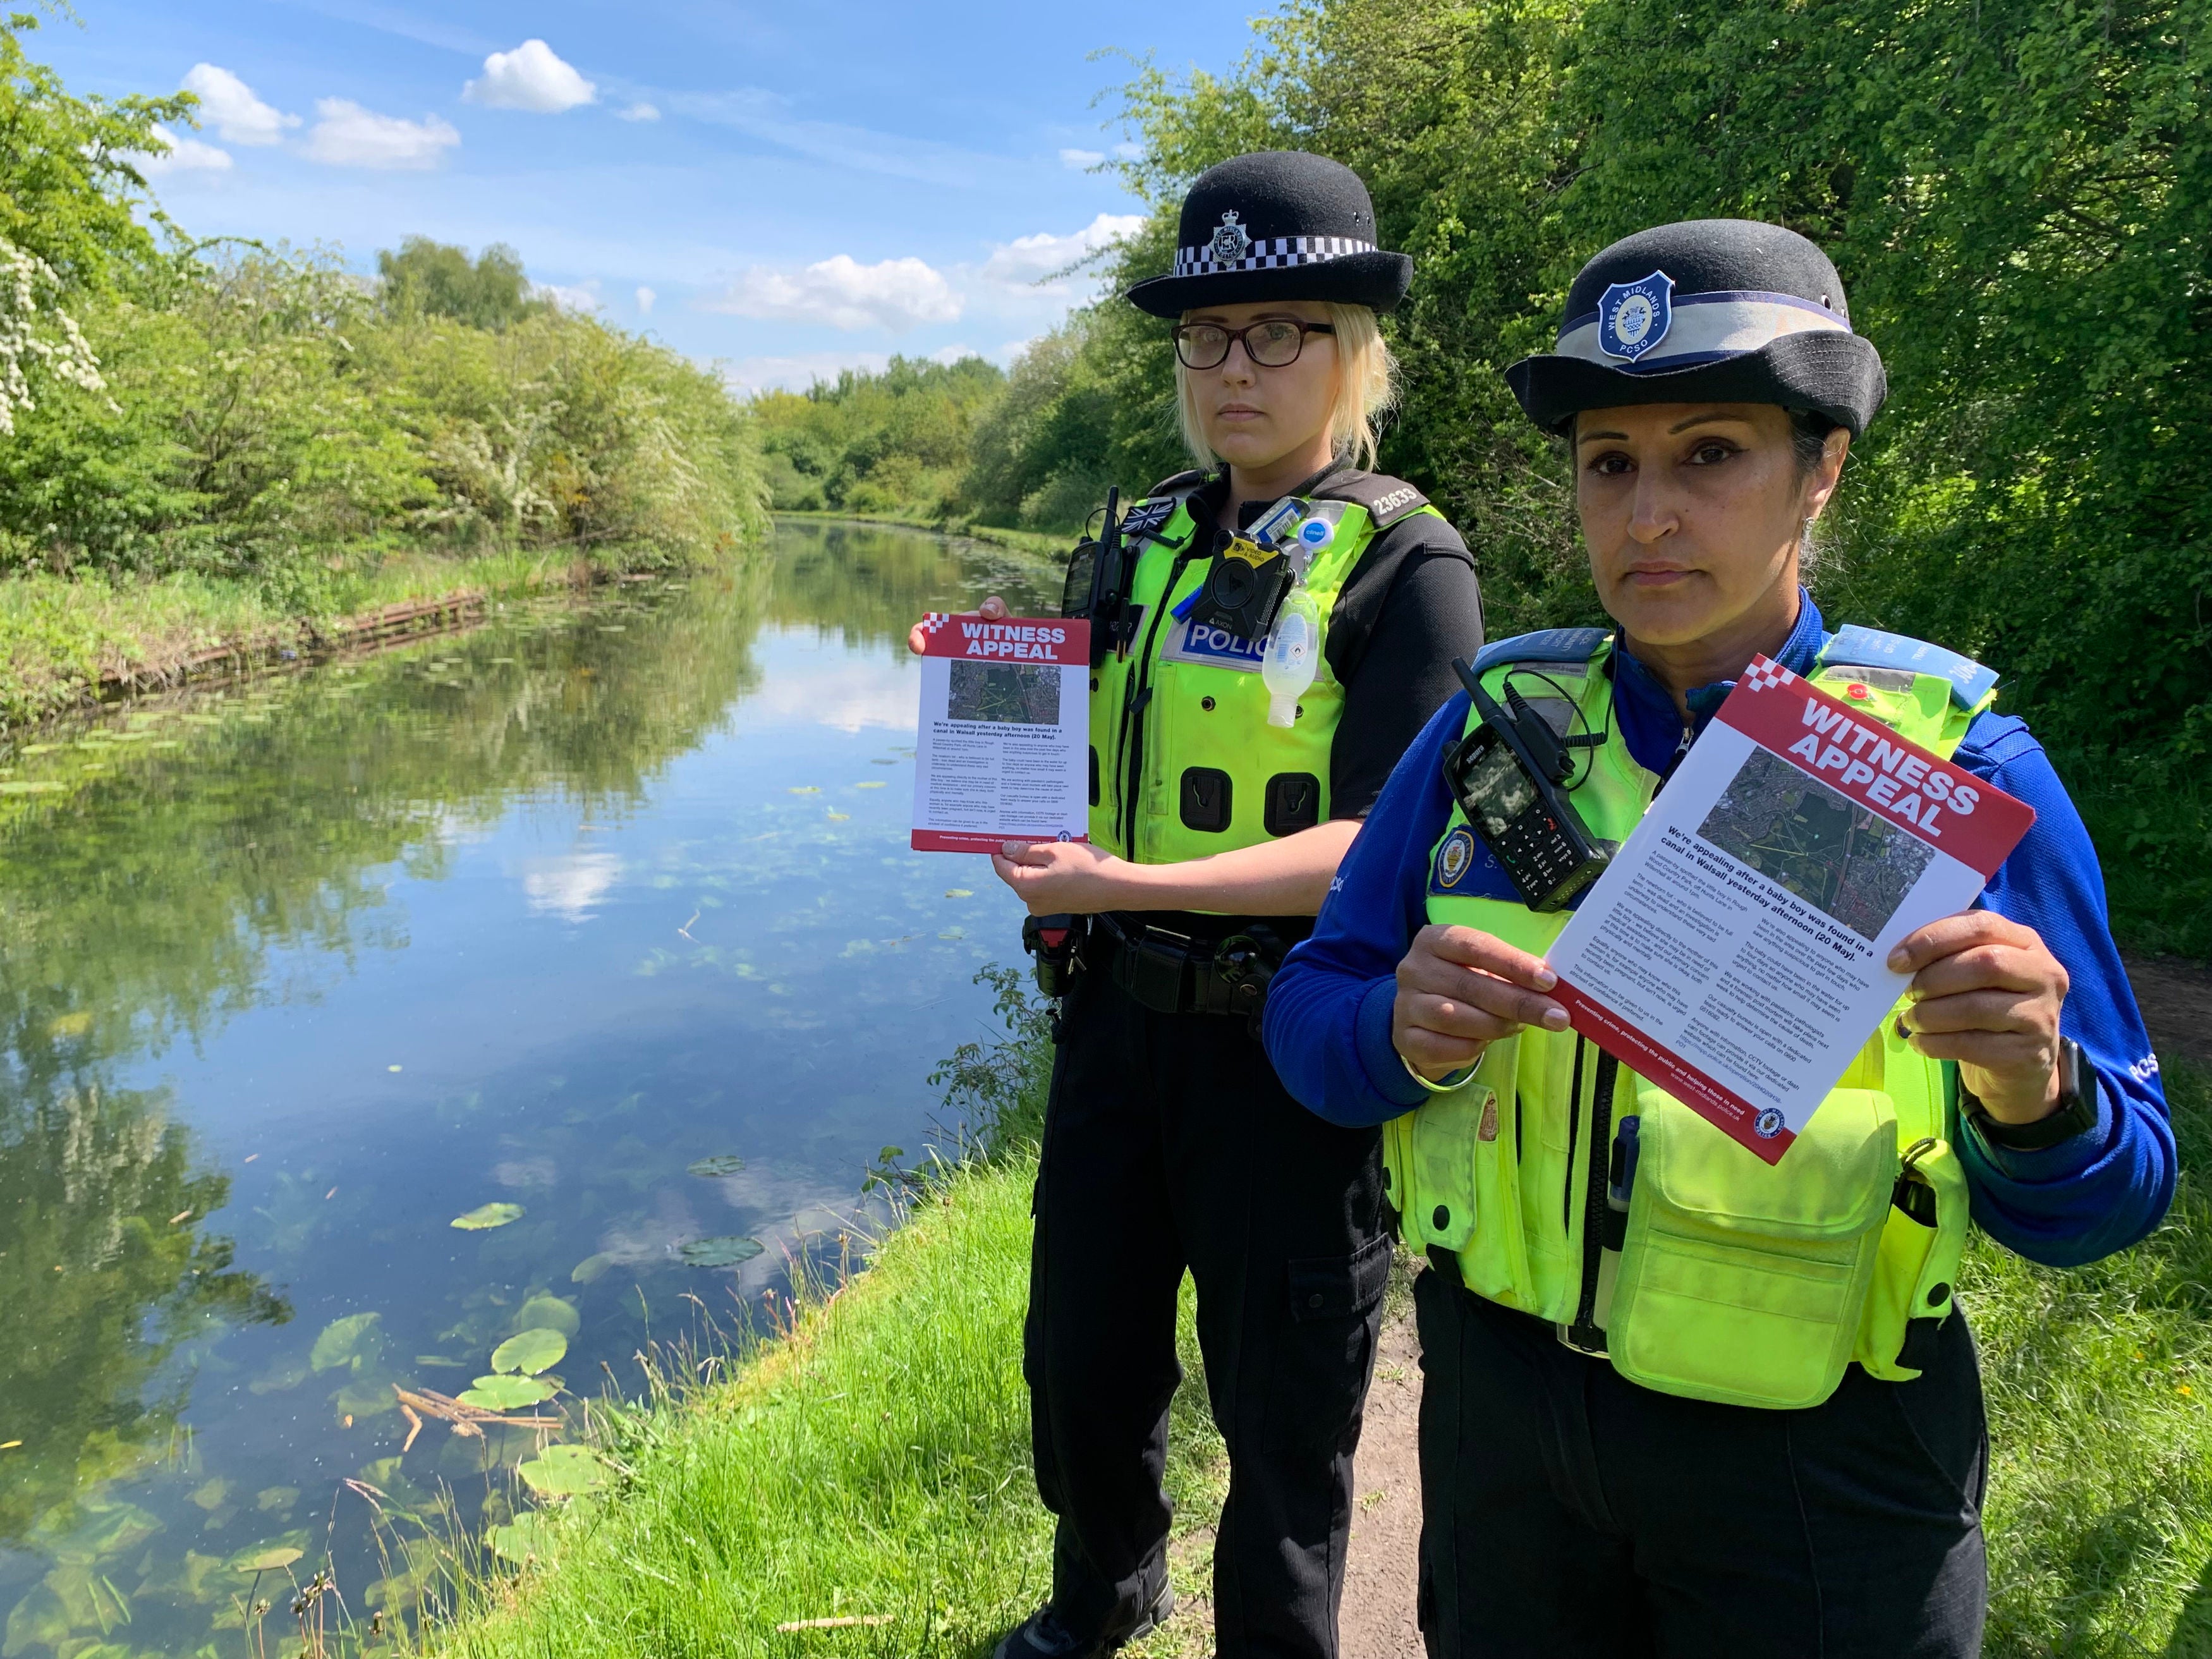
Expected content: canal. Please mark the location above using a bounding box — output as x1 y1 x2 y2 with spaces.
0 520 1057 1656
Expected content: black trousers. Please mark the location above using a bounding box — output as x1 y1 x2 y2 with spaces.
1413 1267 1989 1658
1024 968 1389 1658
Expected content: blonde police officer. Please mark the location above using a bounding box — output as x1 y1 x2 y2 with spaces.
918 152 1484 1658
1263 219 2174 1656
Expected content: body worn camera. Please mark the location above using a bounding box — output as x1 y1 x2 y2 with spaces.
1189 535 1293 641
1442 662 1610 912
1188 495 1308 643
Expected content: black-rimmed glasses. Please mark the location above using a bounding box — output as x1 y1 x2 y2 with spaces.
1172 319 1335 370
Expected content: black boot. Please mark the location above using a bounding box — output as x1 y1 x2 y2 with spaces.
990 1581 1176 1659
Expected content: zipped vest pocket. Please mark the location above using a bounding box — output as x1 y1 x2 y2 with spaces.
1854 1135 1969 1381
1607 1085 1899 1409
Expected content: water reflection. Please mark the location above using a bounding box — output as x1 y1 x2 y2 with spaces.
0 521 1060 1655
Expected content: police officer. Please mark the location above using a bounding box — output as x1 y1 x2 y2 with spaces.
919 151 1483 1658
1261 219 2176 1656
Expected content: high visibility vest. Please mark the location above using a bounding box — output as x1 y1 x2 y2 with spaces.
1388 625 1998 1409
1088 472 1442 865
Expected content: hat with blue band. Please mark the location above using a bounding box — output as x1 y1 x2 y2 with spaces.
1505 219 1887 436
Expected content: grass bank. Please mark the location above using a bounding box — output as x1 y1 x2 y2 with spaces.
429 1042 2212 1658
772 507 1075 561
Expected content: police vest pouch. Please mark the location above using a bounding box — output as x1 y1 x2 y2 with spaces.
1854 1134 1969 1382
1606 1086 1899 1410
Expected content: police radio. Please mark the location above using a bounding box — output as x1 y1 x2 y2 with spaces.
1442 660 1611 913
1062 487 1160 667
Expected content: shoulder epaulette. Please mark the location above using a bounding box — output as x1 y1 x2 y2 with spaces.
1312 471 1431 529
1819 624 1997 709
1473 627 1613 676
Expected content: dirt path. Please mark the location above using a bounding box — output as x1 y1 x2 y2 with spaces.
2122 950 2212 1071
1341 1308 1424 1658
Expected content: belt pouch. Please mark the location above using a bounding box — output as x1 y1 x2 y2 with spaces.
1117 930 1189 1013
1606 1086 1898 1409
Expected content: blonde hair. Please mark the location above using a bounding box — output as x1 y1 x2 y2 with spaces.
1175 301 1399 472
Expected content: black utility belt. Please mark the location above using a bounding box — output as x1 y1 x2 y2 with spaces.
1088 913 1284 1022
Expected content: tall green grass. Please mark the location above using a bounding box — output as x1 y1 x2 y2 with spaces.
431 1050 2211 1658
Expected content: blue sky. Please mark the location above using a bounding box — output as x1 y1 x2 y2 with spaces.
39 1 1263 388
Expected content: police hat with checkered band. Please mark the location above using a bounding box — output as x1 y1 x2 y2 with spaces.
1505 219 1887 436
1125 150 1414 319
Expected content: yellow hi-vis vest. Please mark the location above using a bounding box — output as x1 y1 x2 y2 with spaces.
1088 472 1442 865
1387 625 2000 1409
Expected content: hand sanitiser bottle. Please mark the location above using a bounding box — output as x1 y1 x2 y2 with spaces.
1261 588 1320 727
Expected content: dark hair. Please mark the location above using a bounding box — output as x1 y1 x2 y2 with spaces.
1789 409 1842 476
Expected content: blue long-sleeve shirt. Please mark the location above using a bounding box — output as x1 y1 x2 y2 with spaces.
1264 595 2175 1268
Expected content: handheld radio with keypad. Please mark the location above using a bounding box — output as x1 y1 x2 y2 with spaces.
1442 659 1611 913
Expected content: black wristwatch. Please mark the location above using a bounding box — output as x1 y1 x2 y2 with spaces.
1960 1036 2097 1151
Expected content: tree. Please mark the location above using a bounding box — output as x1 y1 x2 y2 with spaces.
375 237 544 331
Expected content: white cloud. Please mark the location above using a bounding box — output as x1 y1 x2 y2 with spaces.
724 351 891 394
708 254 961 333
305 99 461 169
520 852 621 921
635 286 657 315
1114 142 1143 159
465 40 597 112
617 102 660 122
980 212 1145 287
1058 147 1104 169
181 64 298 145
533 279 601 312
137 124 233 176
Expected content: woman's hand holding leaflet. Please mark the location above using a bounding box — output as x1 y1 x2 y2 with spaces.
1890 911 2071 1124
906 594 1008 655
1392 924 1571 1082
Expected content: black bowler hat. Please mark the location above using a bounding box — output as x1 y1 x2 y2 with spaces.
1125 150 1414 319
1505 219 1887 435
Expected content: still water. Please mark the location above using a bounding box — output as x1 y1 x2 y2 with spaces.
0 520 1058 1656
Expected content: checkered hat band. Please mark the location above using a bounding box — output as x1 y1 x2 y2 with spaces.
1172 235 1377 276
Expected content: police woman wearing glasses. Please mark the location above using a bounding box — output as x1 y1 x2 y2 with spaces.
1263 219 2173 1656
917 152 1483 1658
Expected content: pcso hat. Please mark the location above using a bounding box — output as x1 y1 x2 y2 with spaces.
1505 219 1887 435
1126 150 1414 318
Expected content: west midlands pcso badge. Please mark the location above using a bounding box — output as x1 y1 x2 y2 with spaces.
1436 827 1477 889
1596 270 1675 363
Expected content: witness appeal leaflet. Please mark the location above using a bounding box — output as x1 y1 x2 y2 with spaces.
909 614 1091 854
1543 656 2035 1164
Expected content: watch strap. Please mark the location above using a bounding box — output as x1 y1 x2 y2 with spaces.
1962 1037 2096 1151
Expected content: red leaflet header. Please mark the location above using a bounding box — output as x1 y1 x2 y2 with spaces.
916 614 1089 665
1717 657 2034 880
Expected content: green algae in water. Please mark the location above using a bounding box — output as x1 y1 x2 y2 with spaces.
309 1312 384 1374
686 1154 745 1177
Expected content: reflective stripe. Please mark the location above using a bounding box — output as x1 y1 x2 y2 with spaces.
1555 289 1850 374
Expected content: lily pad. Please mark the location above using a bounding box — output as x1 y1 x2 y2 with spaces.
569 1253 614 1284
231 1545 303 1573
516 1444 607 1498
458 1374 557 1411
451 1202 525 1231
310 1312 383 1374
686 1155 745 1177
854 780 887 789
487 1511 559 1564
945 889 973 898
679 1235 765 1269
513 1294 581 1337
490 1328 568 1375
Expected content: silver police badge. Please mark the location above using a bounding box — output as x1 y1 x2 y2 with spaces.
1596 269 1675 363
1209 210 1253 265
